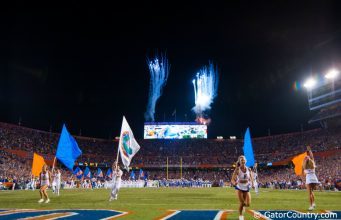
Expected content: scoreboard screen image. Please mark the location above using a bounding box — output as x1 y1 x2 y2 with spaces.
144 123 207 139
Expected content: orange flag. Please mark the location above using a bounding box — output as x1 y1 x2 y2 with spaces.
32 153 46 177
292 152 307 175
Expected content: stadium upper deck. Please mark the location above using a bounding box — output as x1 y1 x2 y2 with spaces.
0 121 340 168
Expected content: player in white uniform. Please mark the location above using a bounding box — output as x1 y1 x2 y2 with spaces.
38 164 52 203
231 156 254 220
52 169 61 196
303 146 319 211
109 163 123 201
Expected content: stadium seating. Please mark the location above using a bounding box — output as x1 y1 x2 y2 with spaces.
0 122 340 190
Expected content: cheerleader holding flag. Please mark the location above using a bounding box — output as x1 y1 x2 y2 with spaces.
292 146 319 211
243 127 259 194
52 169 61 196
55 124 82 171
109 116 141 201
109 162 123 201
49 124 82 199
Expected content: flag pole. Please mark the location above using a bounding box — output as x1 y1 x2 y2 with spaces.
115 141 120 173
31 154 34 178
115 116 122 173
52 156 56 172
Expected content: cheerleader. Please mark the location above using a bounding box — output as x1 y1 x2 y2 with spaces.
52 169 61 196
252 163 259 194
109 163 123 201
302 146 319 211
38 164 52 203
231 156 254 220
52 172 56 193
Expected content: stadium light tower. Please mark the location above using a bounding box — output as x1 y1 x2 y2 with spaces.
303 78 317 89
325 68 339 80
301 69 341 120
303 77 317 106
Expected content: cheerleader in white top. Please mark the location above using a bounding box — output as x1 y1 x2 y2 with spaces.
38 164 52 203
231 156 254 220
252 163 259 194
109 163 123 201
52 169 61 196
302 146 319 211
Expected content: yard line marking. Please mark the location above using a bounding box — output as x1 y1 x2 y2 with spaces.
214 210 234 220
19 212 77 220
0 209 35 216
102 210 130 220
156 210 181 220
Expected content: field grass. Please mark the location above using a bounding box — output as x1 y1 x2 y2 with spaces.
0 187 340 219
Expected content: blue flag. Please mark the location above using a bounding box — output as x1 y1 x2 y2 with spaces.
84 167 91 179
97 168 103 178
56 124 82 170
139 168 144 179
106 168 112 179
243 127 255 167
130 171 135 180
73 167 83 179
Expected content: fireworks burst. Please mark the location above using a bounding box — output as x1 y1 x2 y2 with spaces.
145 55 170 122
192 62 219 123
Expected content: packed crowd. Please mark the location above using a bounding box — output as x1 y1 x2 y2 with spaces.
0 122 340 190
1 122 340 167
258 153 341 190
137 127 341 166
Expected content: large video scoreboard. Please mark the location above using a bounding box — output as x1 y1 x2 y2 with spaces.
144 122 207 139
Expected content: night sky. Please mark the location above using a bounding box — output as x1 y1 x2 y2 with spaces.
2 1 341 139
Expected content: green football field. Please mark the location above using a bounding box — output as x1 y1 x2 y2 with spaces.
0 188 340 219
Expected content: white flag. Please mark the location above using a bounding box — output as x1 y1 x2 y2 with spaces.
118 116 141 170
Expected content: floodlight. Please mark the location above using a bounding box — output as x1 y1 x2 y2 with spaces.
303 78 316 89
325 69 339 79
